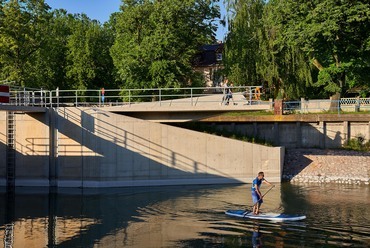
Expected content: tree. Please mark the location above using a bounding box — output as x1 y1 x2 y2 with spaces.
268 0 370 97
224 0 370 100
224 0 313 99
66 14 115 90
0 0 51 86
26 9 74 89
223 0 265 86
257 2 314 99
111 0 220 89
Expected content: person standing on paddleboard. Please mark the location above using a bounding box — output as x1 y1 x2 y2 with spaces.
251 172 274 215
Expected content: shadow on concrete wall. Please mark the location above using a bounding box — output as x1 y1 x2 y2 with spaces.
55 108 244 184
0 108 244 187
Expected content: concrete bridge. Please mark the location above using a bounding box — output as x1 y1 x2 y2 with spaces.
1 86 271 122
0 86 284 188
0 107 283 188
103 94 271 122
2 86 369 188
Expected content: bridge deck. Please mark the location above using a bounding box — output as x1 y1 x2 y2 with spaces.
103 94 271 113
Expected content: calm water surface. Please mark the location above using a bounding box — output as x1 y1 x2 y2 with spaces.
0 183 369 247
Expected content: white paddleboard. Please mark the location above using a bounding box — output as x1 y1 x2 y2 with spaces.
225 210 306 221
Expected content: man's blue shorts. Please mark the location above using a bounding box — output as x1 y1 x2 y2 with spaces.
252 191 263 204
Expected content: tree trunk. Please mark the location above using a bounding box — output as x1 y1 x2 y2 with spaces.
312 57 324 71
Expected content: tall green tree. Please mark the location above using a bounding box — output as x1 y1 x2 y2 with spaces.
27 9 74 89
223 0 265 86
224 0 313 99
268 0 370 97
111 0 220 89
257 2 313 99
66 14 115 90
0 0 51 86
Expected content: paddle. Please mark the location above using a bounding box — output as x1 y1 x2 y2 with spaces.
244 185 275 217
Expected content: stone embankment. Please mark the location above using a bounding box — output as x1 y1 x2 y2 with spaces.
283 149 370 185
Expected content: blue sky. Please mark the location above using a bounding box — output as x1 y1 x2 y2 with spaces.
46 0 227 41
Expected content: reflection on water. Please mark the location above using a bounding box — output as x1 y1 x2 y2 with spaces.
252 222 262 248
0 183 370 247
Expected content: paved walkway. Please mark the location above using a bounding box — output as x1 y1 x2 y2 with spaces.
103 94 271 112
283 148 370 185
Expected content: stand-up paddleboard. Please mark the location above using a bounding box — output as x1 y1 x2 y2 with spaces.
225 210 306 221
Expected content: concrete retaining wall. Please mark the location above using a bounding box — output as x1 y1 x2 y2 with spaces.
0 112 50 186
210 120 370 148
0 108 284 187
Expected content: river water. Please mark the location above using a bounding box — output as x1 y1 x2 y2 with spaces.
0 183 369 247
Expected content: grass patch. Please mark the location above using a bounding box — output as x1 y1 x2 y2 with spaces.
343 134 370 152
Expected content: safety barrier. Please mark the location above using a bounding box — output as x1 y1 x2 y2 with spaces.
4 86 370 113
7 86 266 108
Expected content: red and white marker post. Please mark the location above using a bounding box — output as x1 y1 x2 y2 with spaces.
0 85 10 103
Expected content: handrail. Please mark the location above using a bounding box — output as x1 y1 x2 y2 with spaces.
5 86 370 114
8 86 266 108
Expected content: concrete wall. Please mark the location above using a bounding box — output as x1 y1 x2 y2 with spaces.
211 120 370 149
55 108 283 187
0 111 50 186
0 107 284 187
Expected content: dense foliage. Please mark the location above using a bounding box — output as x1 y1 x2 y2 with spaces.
0 0 219 90
224 0 370 99
111 0 219 89
1 0 369 100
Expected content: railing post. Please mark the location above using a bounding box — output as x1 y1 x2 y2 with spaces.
23 88 26 106
99 90 101 107
191 88 193 106
75 90 78 107
41 88 44 107
338 99 340 116
56 88 59 109
31 91 35 106
49 90 52 108
129 90 131 106
159 88 162 106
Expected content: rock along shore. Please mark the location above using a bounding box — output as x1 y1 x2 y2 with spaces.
283 148 370 185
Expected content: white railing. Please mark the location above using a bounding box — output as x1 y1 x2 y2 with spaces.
8 86 266 108
6 86 370 113
292 98 370 113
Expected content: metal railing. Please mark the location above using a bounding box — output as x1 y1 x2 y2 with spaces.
5 86 370 113
8 86 267 108
287 98 370 114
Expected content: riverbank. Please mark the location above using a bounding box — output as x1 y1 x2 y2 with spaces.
283 148 370 185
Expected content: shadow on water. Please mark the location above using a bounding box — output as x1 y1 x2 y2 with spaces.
280 182 310 214
1 183 370 247
0 184 240 248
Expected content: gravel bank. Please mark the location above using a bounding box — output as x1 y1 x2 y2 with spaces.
283 148 370 185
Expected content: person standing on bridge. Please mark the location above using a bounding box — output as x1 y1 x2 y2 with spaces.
251 171 274 215
225 82 236 105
